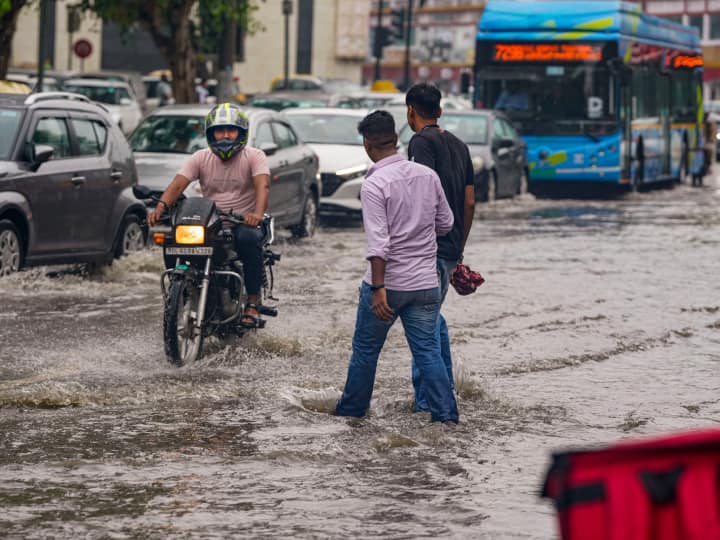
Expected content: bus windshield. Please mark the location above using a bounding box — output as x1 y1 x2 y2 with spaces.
480 63 617 137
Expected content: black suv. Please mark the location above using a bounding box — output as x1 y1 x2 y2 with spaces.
0 92 147 276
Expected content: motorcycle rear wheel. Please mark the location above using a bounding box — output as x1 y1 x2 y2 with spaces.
164 278 204 366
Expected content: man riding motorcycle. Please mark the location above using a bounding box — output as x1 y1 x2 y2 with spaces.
148 103 270 327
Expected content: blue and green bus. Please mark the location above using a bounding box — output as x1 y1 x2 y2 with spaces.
473 0 704 190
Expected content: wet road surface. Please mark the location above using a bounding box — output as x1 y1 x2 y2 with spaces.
1 178 719 538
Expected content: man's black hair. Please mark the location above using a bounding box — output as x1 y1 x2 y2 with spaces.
406 82 441 119
357 110 396 146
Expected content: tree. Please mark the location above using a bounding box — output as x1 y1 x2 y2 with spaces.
79 0 260 103
0 0 31 78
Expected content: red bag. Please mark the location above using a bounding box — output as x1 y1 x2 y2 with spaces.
450 263 485 296
541 428 720 540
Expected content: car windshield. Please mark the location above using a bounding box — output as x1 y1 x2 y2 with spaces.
249 97 329 111
64 84 131 105
0 109 23 159
128 115 208 154
398 114 488 145
284 114 363 145
321 79 363 93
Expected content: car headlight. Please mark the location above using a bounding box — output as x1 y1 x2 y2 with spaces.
111 112 122 125
472 156 485 172
175 225 205 244
335 164 368 180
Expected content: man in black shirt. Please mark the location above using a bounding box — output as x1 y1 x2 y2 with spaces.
405 82 475 411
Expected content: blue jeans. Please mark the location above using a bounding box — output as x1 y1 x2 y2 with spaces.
336 282 459 423
412 257 457 412
233 225 264 296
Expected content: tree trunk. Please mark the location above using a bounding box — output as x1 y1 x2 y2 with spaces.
0 0 30 79
139 0 197 103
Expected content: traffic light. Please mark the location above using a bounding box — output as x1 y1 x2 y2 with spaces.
373 27 392 58
390 8 406 41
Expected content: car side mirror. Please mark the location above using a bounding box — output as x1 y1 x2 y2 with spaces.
133 185 153 200
120 97 132 106
496 137 515 149
29 143 54 171
260 142 279 156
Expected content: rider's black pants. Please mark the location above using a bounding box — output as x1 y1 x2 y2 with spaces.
233 225 264 297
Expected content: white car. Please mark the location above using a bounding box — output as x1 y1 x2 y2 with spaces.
62 78 143 134
282 108 372 217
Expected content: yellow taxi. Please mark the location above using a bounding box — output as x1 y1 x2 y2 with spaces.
0 79 32 94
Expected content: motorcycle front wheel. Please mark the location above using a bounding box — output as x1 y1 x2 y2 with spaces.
164 278 204 366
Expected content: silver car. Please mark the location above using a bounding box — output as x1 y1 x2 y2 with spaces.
0 92 147 276
129 105 320 238
282 108 372 218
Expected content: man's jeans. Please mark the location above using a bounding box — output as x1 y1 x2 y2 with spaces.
412 257 457 412
336 282 459 423
233 225 265 296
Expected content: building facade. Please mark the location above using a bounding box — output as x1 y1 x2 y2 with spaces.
8 0 368 94
362 0 484 93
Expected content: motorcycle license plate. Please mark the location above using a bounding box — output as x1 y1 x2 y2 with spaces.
165 246 213 256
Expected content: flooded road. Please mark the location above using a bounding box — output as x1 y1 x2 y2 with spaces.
1 178 719 539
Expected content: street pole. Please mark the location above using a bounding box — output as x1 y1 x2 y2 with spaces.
403 0 414 90
374 0 383 81
283 0 293 89
37 0 48 91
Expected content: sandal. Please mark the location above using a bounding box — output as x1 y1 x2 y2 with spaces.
239 303 260 328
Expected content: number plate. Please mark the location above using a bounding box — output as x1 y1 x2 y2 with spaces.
165 246 213 256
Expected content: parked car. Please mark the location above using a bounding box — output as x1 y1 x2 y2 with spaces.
399 109 528 201
0 92 147 276
247 91 338 111
128 104 320 238
62 78 143 134
0 80 31 95
6 73 61 93
282 108 371 218
78 70 148 115
270 75 361 94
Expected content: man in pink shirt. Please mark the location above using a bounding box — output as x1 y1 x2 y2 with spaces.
335 110 459 423
147 103 270 327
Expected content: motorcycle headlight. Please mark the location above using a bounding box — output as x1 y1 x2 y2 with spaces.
175 225 205 244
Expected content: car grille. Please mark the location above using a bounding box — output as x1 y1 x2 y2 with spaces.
321 173 344 197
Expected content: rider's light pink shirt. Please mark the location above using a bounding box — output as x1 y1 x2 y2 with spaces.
178 147 270 215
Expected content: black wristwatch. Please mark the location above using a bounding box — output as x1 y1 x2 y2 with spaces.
370 284 385 292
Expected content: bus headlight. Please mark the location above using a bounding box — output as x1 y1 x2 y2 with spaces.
175 225 205 244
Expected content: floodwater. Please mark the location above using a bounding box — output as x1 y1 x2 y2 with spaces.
1 178 719 539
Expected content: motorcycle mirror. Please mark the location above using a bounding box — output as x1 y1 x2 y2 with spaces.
133 185 154 200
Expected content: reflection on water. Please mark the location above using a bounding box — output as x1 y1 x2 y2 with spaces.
1 182 720 538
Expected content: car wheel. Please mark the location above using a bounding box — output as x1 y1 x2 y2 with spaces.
291 195 317 239
517 169 529 195
486 170 498 202
115 214 146 258
0 220 23 277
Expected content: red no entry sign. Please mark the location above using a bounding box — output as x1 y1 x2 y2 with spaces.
73 39 93 59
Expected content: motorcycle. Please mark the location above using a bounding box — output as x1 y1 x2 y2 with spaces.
133 186 281 366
